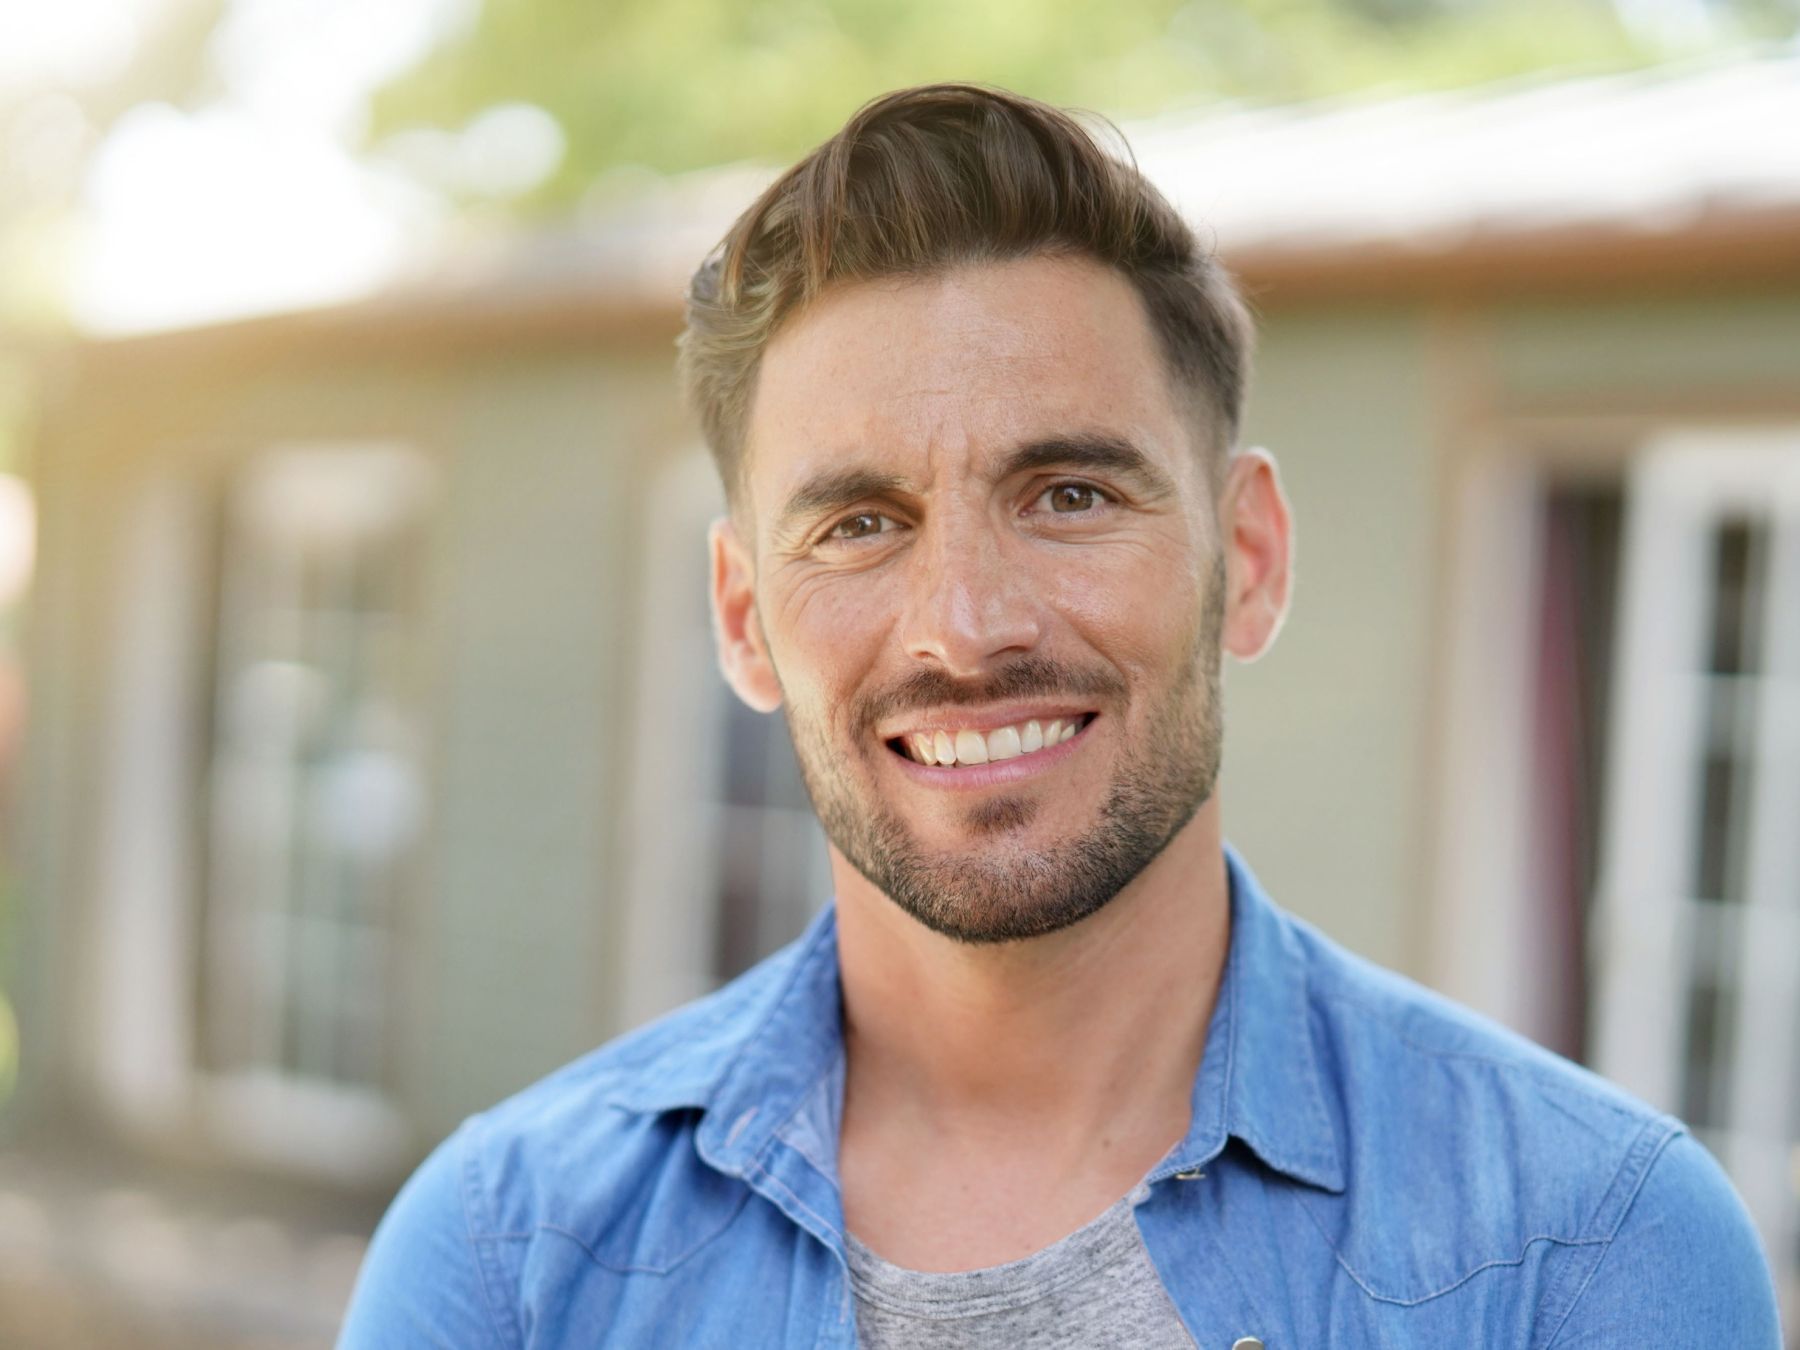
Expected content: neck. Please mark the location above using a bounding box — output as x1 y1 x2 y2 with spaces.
833 802 1231 1169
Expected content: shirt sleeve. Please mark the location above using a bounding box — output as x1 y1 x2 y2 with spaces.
1545 1131 1782 1348
336 1121 517 1350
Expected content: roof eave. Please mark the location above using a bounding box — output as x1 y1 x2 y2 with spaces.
47 201 1800 376
1231 202 1800 307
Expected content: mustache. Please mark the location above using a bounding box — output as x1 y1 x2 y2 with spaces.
852 655 1127 731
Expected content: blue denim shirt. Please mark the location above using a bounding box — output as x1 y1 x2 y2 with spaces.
340 845 1780 1347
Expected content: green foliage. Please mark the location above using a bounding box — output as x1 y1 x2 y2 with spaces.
364 0 1743 212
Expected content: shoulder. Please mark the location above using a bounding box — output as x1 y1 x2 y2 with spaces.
1292 911 1665 1154
478 936 817 1224
1544 1131 1781 1344
1282 912 1701 1303
341 931 828 1344
457 931 813 1239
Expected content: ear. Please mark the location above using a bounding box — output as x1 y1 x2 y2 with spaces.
709 516 783 712
1217 446 1293 663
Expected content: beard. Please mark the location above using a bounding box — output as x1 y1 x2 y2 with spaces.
778 551 1227 945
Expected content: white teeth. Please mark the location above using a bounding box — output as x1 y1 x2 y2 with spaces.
954 729 988 764
903 715 1088 765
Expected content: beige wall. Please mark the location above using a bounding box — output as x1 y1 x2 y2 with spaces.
1225 305 1441 975
14 339 695 1151
1222 285 1800 1001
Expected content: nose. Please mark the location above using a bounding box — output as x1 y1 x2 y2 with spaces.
897 512 1043 677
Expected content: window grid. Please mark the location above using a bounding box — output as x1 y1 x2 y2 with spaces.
198 444 432 1098
1591 432 1800 1341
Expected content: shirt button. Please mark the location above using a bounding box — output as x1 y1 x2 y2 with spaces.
1231 1339 1264 1350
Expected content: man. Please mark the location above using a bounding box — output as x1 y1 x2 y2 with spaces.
340 85 1780 1347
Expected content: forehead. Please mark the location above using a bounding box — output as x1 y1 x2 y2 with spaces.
743 254 1194 515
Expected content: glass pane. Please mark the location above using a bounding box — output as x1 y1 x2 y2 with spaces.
1690 514 1769 906
1692 737 1741 903
709 692 831 979
1706 518 1766 676
1678 906 1739 1131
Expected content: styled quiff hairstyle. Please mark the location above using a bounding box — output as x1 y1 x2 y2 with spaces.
677 83 1253 502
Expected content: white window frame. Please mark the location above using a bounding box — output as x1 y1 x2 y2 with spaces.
89 471 209 1137
1589 426 1800 1326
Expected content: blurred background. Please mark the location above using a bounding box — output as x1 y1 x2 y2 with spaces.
3 0 1799 1344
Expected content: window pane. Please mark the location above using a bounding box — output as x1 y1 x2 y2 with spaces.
1678 906 1739 1131
1707 518 1766 676
709 694 831 980
1691 515 1769 904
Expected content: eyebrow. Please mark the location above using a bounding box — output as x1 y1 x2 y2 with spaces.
773 467 910 541
772 432 1177 540
994 433 1179 499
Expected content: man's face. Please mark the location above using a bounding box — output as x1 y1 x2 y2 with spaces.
718 253 1239 944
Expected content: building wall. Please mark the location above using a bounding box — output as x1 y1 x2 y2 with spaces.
1489 291 1800 410
1222 285 1800 1015
1227 304 1440 975
11 337 695 1163
414 347 685 1138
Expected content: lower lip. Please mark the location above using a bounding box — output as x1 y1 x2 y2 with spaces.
886 718 1095 792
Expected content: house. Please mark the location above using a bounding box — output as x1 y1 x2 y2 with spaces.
7 49 1799 1344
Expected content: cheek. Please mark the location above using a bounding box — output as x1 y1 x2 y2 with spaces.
763 570 900 709
1043 539 1209 674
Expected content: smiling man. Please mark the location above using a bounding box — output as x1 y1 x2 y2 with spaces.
339 86 1780 1348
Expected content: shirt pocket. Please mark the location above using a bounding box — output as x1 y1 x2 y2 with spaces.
562 1138 756 1275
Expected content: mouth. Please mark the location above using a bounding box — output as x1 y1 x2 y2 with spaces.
884 713 1098 768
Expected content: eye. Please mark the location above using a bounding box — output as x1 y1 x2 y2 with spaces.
824 510 897 543
1036 482 1106 514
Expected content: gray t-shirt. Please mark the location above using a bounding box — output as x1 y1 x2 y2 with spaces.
846 1191 1197 1349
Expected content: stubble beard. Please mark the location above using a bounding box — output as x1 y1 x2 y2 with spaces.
781 553 1227 945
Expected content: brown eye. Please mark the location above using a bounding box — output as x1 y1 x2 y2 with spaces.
831 511 889 539
1047 484 1098 513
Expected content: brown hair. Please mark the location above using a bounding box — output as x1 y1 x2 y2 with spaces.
677 83 1253 502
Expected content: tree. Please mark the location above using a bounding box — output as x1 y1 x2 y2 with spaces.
364 0 1797 214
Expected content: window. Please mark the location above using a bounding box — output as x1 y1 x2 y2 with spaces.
195 442 434 1177
1590 429 1800 1332
621 449 832 1027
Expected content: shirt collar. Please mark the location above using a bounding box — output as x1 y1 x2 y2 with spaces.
1162 842 1346 1192
692 904 846 1177
692 841 1345 1194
